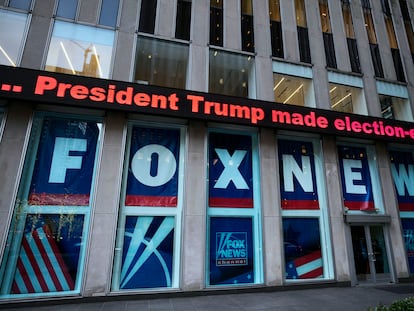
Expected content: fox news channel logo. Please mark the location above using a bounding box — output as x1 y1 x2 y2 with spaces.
216 232 248 266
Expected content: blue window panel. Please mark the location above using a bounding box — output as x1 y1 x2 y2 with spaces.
120 216 175 289
8 0 31 10
209 217 254 285
401 219 414 273
56 0 78 19
283 218 323 280
99 0 120 27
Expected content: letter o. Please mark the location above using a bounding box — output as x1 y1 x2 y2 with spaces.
131 144 177 187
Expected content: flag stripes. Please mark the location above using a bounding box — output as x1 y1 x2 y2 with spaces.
11 225 74 294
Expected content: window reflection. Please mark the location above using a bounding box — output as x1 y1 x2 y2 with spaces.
209 50 255 98
380 95 412 121
329 83 366 114
0 9 28 67
45 21 115 78
134 37 189 89
273 73 312 106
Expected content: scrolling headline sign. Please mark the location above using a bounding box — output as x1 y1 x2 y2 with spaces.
2 65 414 143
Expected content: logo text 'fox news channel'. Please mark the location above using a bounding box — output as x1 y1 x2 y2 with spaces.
216 232 248 266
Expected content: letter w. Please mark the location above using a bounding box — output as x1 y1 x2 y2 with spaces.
283 155 314 192
391 163 414 196
214 149 249 189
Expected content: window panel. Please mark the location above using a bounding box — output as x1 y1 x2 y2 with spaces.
402 219 414 273
0 115 102 297
389 151 414 212
380 95 412 121
175 0 191 40
134 37 189 89
207 131 262 287
8 0 31 10
209 217 254 285
56 0 78 19
329 83 366 115
99 0 120 27
45 21 115 78
0 9 28 67
210 0 223 46
209 50 255 98
269 0 283 58
241 0 254 52
283 218 323 279
139 0 157 34
273 73 313 107
112 125 184 291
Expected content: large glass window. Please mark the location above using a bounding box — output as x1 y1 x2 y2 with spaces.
209 49 255 98
45 21 115 78
134 37 189 89
269 0 283 58
329 83 366 115
389 150 414 273
0 115 102 298
278 137 333 281
112 125 185 291
0 9 29 67
337 144 383 213
207 130 262 286
273 73 313 107
377 81 412 121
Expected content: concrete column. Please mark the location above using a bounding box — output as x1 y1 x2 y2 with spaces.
181 120 207 290
156 0 177 38
0 102 33 260
188 0 209 92
252 0 274 102
20 0 54 69
261 129 283 286
78 0 100 24
328 0 352 72
305 0 331 110
375 142 409 279
349 1 382 117
280 0 300 62
83 111 126 296
112 0 140 81
322 136 352 282
224 0 241 50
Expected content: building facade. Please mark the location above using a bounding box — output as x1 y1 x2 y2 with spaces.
0 0 414 302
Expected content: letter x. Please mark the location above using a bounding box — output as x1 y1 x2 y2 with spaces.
214 148 249 189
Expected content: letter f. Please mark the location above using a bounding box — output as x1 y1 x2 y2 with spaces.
49 137 87 183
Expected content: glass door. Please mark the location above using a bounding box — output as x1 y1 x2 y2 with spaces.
351 225 391 284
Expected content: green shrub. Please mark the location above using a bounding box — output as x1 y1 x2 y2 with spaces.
367 297 414 311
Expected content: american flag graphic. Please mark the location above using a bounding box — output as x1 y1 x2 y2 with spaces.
11 225 74 294
286 250 323 279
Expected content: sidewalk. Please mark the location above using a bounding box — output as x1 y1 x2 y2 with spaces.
1 283 414 311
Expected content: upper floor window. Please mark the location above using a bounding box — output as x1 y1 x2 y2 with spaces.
241 0 254 52
176 0 191 40
209 49 255 98
329 72 367 115
7 0 31 10
45 20 115 78
0 9 29 67
269 0 283 58
210 0 223 46
139 0 157 34
341 1 361 73
399 0 414 62
319 0 337 68
134 37 189 89
295 0 311 63
377 81 412 121
56 0 78 19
